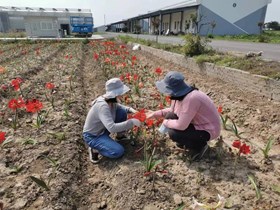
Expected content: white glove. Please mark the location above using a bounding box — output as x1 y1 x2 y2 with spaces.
130 119 141 127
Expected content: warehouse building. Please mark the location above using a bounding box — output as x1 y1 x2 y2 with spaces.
0 6 93 37
107 0 272 35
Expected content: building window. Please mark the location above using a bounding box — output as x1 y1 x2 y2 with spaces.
41 21 53 30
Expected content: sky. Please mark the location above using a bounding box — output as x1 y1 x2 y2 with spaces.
1 0 279 27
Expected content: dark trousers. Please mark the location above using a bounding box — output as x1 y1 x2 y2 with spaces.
165 112 210 152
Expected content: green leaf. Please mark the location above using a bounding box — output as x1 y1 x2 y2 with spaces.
248 174 261 200
175 204 185 210
30 176 50 191
44 156 59 168
1 138 13 146
272 185 280 194
10 165 23 174
261 136 274 158
148 159 162 171
22 138 37 145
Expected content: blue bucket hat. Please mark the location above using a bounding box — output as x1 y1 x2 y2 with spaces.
155 71 192 97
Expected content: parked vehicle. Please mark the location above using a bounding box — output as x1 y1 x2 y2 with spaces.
70 16 93 37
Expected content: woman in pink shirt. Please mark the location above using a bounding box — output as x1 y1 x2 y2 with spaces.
147 71 221 160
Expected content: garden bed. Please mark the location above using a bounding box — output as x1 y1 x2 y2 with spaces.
0 40 280 210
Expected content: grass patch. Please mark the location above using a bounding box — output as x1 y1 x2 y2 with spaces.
118 34 280 80
213 30 280 44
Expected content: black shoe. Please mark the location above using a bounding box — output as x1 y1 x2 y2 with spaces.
116 134 130 141
176 143 185 149
191 144 210 162
88 147 102 164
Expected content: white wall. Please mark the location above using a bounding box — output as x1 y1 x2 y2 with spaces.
25 16 59 37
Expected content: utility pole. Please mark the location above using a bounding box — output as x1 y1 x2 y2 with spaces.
104 14 106 25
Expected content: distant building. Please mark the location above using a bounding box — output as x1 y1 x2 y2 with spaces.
0 6 93 37
107 0 272 35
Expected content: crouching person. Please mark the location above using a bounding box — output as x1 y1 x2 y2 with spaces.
83 78 141 163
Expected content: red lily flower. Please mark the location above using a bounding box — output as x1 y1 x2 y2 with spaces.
133 74 139 81
232 140 241 149
0 66 5 74
132 55 137 61
217 105 223 114
145 118 155 128
232 140 250 155
93 53 99 60
0 131 6 144
240 143 250 154
132 109 146 122
11 78 23 91
25 99 43 113
165 96 171 104
45 82 55 90
8 98 25 110
155 67 162 75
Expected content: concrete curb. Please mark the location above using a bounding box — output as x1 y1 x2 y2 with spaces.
133 43 280 101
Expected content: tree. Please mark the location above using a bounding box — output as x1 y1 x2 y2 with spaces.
210 21 216 35
190 13 207 34
151 18 160 42
266 21 280 30
257 22 264 34
185 20 190 33
134 24 142 34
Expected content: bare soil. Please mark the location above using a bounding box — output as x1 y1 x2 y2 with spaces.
0 40 279 210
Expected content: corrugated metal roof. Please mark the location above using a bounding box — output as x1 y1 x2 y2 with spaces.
155 0 200 11
0 6 91 13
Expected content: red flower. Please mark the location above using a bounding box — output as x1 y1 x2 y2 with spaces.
217 105 223 114
133 74 139 81
232 140 250 155
93 53 99 60
158 103 164 109
138 82 144 88
145 118 155 128
8 98 25 110
126 73 131 82
25 99 43 113
240 143 250 154
132 109 146 122
45 82 55 90
1 84 8 91
132 55 137 61
11 78 23 91
104 57 111 63
155 67 162 75
232 140 241 149
165 96 171 104
0 131 6 144
120 75 124 81
0 66 5 74
144 171 152 176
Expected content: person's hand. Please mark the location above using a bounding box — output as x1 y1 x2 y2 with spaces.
129 107 137 114
146 110 154 119
130 119 141 127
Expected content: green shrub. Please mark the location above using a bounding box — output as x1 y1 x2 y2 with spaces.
182 34 210 57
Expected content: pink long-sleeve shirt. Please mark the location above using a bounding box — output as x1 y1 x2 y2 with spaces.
153 90 221 140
